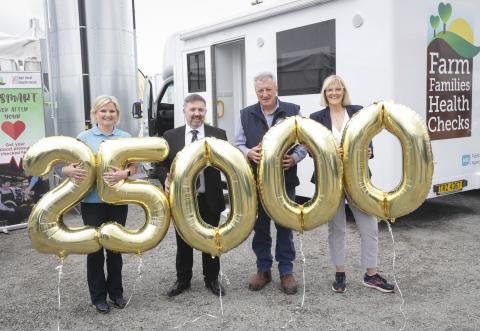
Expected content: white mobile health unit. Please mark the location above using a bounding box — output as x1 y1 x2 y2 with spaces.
151 0 480 201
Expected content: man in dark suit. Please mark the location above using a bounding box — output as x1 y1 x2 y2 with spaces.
157 93 227 297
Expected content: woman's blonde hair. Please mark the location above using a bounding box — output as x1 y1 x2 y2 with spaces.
90 95 121 125
319 75 352 107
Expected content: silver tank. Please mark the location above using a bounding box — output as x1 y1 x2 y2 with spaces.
47 0 138 137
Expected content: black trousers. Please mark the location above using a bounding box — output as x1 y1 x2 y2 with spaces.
175 193 221 284
80 203 128 304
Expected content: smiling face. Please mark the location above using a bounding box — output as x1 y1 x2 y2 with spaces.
184 100 206 129
255 77 278 112
94 102 119 130
324 83 345 107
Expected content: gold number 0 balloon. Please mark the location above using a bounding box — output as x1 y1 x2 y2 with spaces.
342 102 434 219
170 137 257 256
258 116 343 232
97 137 170 254
22 136 101 258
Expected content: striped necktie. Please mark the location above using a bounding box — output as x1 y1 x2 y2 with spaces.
191 129 199 142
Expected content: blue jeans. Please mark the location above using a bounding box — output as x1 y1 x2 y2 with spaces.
252 188 296 276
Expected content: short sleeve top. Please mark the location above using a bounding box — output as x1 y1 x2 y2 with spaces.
77 125 131 203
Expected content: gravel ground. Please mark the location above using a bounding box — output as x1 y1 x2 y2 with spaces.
1 189 480 330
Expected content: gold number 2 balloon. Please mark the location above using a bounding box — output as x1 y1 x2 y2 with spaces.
342 102 434 220
258 116 343 232
97 137 170 254
22 136 101 258
169 137 257 256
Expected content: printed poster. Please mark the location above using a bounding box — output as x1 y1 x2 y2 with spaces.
0 72 48 228
426 2 480 140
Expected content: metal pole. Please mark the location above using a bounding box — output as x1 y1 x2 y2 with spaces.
43 0 58 136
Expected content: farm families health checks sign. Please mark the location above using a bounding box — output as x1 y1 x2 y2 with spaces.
426 2 480 140
0 72 45 165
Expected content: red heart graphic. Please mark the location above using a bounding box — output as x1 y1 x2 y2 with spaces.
1 121 26 140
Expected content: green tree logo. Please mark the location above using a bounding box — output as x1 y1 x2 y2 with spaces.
428 2 479 58
438 2 452 34
430 15 440 37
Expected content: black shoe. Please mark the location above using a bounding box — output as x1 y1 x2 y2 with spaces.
94 302 110 314
332 272 346 293
110 297 125 309
167 281 190 297
205 280 225 296
363 273 395 293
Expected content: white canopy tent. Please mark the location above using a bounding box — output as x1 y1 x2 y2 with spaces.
0 32 41 71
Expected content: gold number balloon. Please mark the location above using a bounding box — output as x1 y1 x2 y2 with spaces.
258 116 343 232
22 136 100 258
169 137 257 256
342 102 434 219
97 137 170 254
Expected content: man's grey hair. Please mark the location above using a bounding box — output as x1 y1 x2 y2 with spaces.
254 72 277 86
183 93 206 108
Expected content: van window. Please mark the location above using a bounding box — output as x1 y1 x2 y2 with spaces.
160 81 174 104
187 51 206 92
155 80 174 137
276 19 335 96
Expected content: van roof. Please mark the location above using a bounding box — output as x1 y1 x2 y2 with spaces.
179 0 334 41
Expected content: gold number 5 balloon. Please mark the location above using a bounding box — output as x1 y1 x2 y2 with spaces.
97 137 170 254
342 102 434 220
169 137 257 256
258 116 343 232
22 136 101 258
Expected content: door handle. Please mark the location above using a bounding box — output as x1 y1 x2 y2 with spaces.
216 99 225 118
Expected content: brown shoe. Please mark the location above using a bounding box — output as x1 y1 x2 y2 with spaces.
248 271 272 291
280 274 298 294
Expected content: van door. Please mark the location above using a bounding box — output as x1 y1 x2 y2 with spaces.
211 39 246 142
154 77 174 137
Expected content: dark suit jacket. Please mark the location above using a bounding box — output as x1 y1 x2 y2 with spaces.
156 124 227 214
309 105 373 182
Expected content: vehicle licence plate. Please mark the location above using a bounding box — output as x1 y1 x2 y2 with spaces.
433 180 467 195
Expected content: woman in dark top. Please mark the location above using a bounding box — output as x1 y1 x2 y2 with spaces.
310 75 394 294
